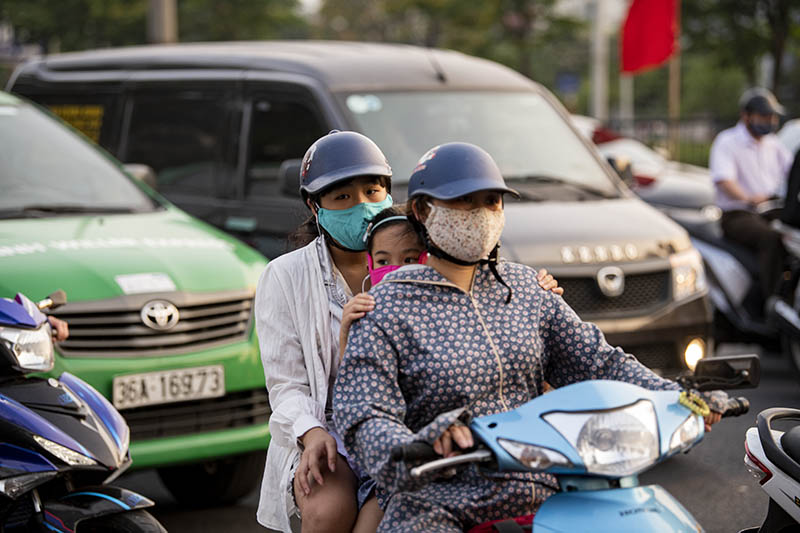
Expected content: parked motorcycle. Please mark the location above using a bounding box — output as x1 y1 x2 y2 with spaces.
392 355 759 532
0 291 165 532
740 407 800 533
644 197 800 377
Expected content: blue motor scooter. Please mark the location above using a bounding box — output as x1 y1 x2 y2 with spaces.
0 291 165 532
394 355 758 532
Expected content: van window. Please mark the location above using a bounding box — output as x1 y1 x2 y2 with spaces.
342 91 620 198
246 97 326 197
24 93 121 152
124 90 235 198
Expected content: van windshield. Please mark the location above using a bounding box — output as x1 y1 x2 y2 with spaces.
341 91 620 199
0 101 158 217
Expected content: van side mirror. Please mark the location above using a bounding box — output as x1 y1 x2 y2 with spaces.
681 354 761 391
280 159 302 197
123 163 158 190
606 156 634 187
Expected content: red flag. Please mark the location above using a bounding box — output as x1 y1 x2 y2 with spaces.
620 0 678 73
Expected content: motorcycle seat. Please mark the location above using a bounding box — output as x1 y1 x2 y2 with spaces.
467 514 534 533
781 426 800 470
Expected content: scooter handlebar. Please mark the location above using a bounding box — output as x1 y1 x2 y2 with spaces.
390 442 438 463
722 397 749 418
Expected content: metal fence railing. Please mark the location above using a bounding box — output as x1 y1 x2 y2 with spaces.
605 116 739 167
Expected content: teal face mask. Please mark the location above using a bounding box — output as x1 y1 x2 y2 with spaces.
317 195 393 251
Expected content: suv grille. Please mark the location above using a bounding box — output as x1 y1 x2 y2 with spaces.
627 343 679 375
559 270 671 318
124 389 270 441
52 290 253 357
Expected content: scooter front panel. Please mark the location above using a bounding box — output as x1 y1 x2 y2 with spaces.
532 485 703 533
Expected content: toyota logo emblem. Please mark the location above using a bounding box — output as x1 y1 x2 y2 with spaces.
140 300 180 331
597 266 625 298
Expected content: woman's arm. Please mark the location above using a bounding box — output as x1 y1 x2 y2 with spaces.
539 290 727 415
255 266 326 448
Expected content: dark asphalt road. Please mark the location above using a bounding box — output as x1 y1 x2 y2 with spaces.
117 343 799 533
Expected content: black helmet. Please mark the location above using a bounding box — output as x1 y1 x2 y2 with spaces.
299 130 392 198
739 87 785 116
407 142 519 200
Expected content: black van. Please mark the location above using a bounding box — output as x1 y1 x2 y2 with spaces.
8 40 712 375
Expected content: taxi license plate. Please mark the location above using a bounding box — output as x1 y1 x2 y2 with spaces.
112 365 225 410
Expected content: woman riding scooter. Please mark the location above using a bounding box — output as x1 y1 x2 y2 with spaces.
333 142 728 532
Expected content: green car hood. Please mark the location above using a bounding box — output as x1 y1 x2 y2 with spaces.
0 208 267 302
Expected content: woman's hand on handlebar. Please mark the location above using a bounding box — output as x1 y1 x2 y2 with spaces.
704 411 722 432
297 427 338 495
433 423 474 458
48 316 69 341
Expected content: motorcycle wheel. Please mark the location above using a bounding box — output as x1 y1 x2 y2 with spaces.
77 509 166 533
157 450 265 507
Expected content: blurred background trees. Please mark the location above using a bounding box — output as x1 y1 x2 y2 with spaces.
1 0 798 161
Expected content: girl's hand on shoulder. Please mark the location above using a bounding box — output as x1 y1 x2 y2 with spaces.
342 293 375 328
537 268 564 296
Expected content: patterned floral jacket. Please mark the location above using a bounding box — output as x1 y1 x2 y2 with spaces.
333 261 726 497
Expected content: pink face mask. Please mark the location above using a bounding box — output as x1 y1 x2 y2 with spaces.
367 252 428 286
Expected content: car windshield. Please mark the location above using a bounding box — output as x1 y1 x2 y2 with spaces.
340 91 620 198
0 100 158 217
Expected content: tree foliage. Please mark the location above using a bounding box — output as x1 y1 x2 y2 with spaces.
0 0 308 53
316 0 583 79
683 0 800 92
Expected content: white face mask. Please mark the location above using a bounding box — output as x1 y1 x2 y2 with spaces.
424 203 505 263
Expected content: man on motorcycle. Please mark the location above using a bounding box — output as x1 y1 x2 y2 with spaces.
709 87 794 308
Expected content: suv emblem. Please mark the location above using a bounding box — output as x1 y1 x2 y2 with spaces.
140 300 180 331
597 266 625 298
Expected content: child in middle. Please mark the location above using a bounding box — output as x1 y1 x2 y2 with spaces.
339 205 563 360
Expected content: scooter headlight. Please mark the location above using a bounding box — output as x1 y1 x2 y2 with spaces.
33 435 97 466
497 439 572 471
669 414 703 453
0 324 54 372
543 400 659 476
670 248 707 301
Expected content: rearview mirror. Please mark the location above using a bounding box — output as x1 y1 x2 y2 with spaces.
606 156 634 187
123 163 158 190
37 289 67 311
691 354 761 390
279 159 302 197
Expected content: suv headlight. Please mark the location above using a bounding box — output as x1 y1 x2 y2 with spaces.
0 324 54 372
543 400 659 476
670 248 707 301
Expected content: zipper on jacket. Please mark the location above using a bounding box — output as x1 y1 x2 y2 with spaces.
468 292 510 412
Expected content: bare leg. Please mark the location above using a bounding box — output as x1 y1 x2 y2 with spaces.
294 454 359 533
352 495 383 533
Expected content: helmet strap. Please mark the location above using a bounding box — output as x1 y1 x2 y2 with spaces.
481 245 513 304
417 222 479 267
